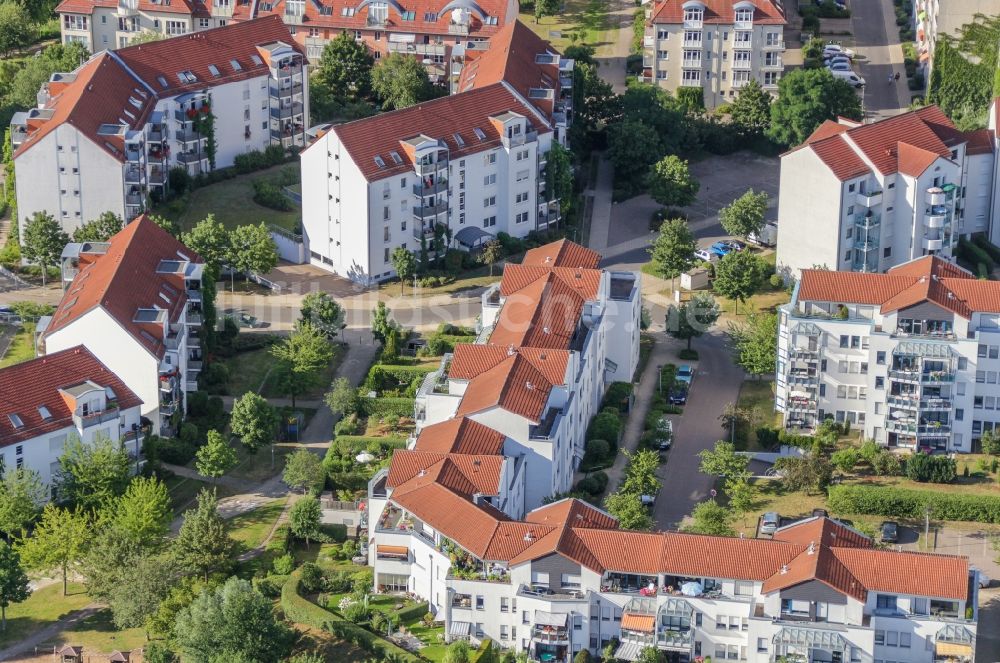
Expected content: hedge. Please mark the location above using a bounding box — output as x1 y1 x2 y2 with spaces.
393 601 430 624
827 484 1000 523
364 364 436 392
358 397 417 419
334 436 408 452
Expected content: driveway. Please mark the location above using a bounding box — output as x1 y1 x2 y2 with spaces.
850 0 907 118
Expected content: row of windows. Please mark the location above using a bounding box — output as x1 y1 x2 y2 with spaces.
874 630 912 648
979 344 1000 359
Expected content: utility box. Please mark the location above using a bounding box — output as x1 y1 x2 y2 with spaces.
681 268 710 291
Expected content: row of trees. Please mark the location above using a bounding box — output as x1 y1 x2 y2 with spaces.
603 449 661 530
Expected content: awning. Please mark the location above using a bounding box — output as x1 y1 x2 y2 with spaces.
789 390 812 399
376 545 409 558
621 613 655 633
534 611 568 627
455 226 494 249
613 641 646 662
449 621 472 637
936 642 973 658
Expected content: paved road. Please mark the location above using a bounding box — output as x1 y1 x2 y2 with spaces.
851 0 907 118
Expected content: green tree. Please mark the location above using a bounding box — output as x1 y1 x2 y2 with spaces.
370 301 397 344
648 218 696 290
300 291 345 339
620 449 661 497
147 576 211 640
698 441 750 478
325 376 359 416
729 79 772 137
443 640 472 663
480 238 503 276
174 577 293 663
0 541 29 631
682 500 735 536
981 428 1000 455
195 430 239 482
7 42 89 109
55 434 131 509
0 468 44 537
719 190 770 239
544 142 574 217
371 52 435 110
608 120 661 190
111 476 171 544
666 292 721 350
173 489 239 581
0 3 33 57
147 213 179 237
728 311 779 377
18 504 89 595
282 449 326 494
72 212 124 242
603 491 652 530
767 68 863 146
181 214 231 270
127 30 164 44
725 476 758 522
270 322 334 408
230 392 277 453
391 246 417 295
316 31 374 102
228 223 278 290
713 250 767 314
649 155 699 208
21 211 68 286
637 647 663 663
289 496 322 547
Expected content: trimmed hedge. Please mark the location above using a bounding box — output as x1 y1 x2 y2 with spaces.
828 484 1000 523
364 364 436 392
334 436 408 452
393 601 429 624
358 397 416 419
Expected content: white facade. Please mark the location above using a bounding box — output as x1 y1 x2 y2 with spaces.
60 0 236 51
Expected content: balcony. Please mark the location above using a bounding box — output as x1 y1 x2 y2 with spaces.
918 423 951 435
680 78 702 87
887 395 918 409
923 237 945 251
926 207 948 227
926 188 947 206
270 103 304 120
448 21 469 35
269 81 304 97
531 624 570 645
148 168 166 186
387 41 447 57
921 397 952 410
73 404 120 429
853 237 878 251
177 152 204 165
732 58 753 70
501 129 538 149
124 168 143 184
412 178 448 196
414 160 446 176
159 400 177 416
682 57 702 68
125 148 142 163
683 17 703 28
762 57 783 69
125 193 143 207
175 127 202 143
855 212 881 229
857 190 883 207
763 39 785 49
186 313 203 326
412 201 449 219
643 35 654 48
682 36 702 46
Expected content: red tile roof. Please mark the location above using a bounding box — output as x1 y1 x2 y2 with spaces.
455 353 553 421
57 0 204 16
808 135 871 181
772 516 871 549
316 82 551 181
386 450 504 495
660 532 802 581
449 343 570 386
965 128 995 156
43 215 202 358
832 546 969 600
413 417 507 455
525 498 618 530
650 0 786 24
0 346 142 446
804 120 848 144
390 480 507 558
522 238 601 269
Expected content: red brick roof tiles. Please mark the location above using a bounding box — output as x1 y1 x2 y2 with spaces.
832 547 968 600
390 481 506 558
449 343 570 386
964 128 994 156
413 416 507 455
0 346 142 446
525 498 618 530
386 450 504 495
489 273 586 350
650 0 786 24
57 0 203 16
522 238 601 269
455 353 553 421
807 135 871 182
772 516 871 549
660 532 802 581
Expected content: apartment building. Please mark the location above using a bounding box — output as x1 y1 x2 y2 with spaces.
37 215 205 437
914 0 998 91
641 0 786 109
11 17 308 235
57 0 517 72
300 82 562 285
0 346 143 492
776 104 999 281
775 254 1000 453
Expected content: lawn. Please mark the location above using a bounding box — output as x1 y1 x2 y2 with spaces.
0 323 36 368
0 582 92 649
736 380 782 450
154 165 300 233
404 619 448 662
228 497 288 550
165 474 228 514
220 344 344 400
519 0 618 55
58 608 147 654
376 267 498 298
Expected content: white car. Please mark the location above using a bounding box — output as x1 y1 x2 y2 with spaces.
693 248 715 262
827 62 853 73
830 69 865 88
824 43 855 58
824 55 852 67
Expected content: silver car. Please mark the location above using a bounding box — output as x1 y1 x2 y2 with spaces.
760 512 780 535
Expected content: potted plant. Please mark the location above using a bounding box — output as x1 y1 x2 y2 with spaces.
186 108 198 119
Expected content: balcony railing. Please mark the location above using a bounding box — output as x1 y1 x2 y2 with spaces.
412 201 449 218
732 58 753 70
501 130 537 149
857 190 883 207
124 168 143 183
918 424 951 435
682 57 702 68
73 405 120 429
414 160 446 176
177 152 204 164
412 179 448 196
270 103 304 120
269 82 304 97
448 21 470 35
175 127 202 143
657 630 693 649
531 627 570 644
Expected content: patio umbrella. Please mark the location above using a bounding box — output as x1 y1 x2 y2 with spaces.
356 452 376 463
680 581 704 596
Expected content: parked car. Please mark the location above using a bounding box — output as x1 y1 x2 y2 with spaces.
812 508 829 518
676 365 694 385
823 43 855 58
760 512 780 535
973 567 991 588
824 55 853 67
693 248 716 262
827 61 854 73
640 494 656 507
710 241 733 257
880 521 899 543
721 239 746 252
829 70 866 87
668 386 688 405
748 222 778 247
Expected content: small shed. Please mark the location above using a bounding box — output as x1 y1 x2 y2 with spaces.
109 652 132 662
57 645 83 663
680 268 710 291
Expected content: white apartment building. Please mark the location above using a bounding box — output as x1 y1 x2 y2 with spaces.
642 0 786 109
0 345 143 492
57 0 237 50
776 104 999 281
776 254 1000 453
11 17 308 235
301 83 562 285
37 215 205 437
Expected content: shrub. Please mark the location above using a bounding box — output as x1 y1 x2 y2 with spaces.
273 553 295 575
576 471 609 496
828 484 1000 523
252 179 293 211
602 382 633 413
587 412 622 443
755 427 780 449
871 451 904 476
678 348 699 361
585 438 610 461
357 397 416 419
252 574 287 598
830 448 860 472
905 452 956 483
168 166 191 194
299 562 325 593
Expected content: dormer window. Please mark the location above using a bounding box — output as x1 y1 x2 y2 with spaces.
683 7 703 22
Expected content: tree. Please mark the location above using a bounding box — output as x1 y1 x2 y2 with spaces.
719 190 769 239
724 476 758 521
666 292 721 350
228 223 277 290
181 214 230 270
728 311 779 377
196 430 239 482
648 218 696 291
0 468 44 537
620 449 661 498
713 250 767 314
0 3 33 57
21 211 68 286
767 68 863 146
174 576 293 663
55 434 131 509
608 120 661 189
289 496 322 547
230 392 277 453
682 500 735 536
637 647 663 663
648 155 699 208
729 80 772 137
603 491 652 530
775 453 833 493
982 429 1000 455
283 449 326 494
480 239 503 276
371 53 434 110
698 441 750 479
325 377 359 416
443 640 472 663
0 541 29 631
18 504 89 595
370 301 397 344
300 291 345 339
390 247 417 295
544 142 574 217
147 213 179 237
316 31 374 102
111 476 171 544
7 42 89 109
269 322 334 407
173 489 239 581
72 212 124 242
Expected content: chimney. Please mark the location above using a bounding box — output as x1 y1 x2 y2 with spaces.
807 541 816 555
526 381 534 391
780 565 789 575
523 530 535 542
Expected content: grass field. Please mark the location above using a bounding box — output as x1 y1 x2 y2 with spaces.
154 165 300 233
58 609 147 654
519 0 618 55
0 323 36 368
221 344 344 400
736 380 782 449
228 497 288 550
166 474 229 514
0 582 92 649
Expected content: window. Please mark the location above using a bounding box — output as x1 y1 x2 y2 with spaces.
840 335 849 348
886 631 899 647
483 216 496 228
200 18 211 27
475 596 484 610
384 248 390 262
877 351 886 365
757 638 768 654
483 173 496 185
734 581 753 596
516 191 529 203
483 196 496 208
874 631 885 646
484 152 497 165
899 633 911 648
499 625 508 640
516 149 529 161
876 595 897 612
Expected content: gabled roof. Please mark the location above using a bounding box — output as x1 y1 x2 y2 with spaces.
0 346 142 446
522 238 601 269
832 546 969 600
525 498 618 530
43 215 202 358
489 272 587 350
650 0 786 24
57 0 205 15
455 353 553 421
386 450 504 495
413 416 507 455
449 343 570 386
772 515 871 549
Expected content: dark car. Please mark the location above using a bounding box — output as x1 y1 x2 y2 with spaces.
880 521 899 544
668 387 688 405
812 508 829 518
